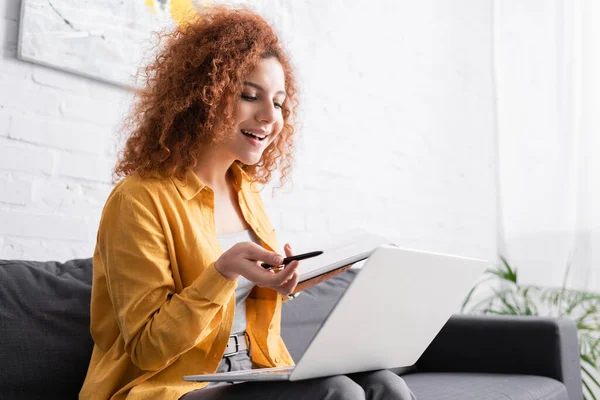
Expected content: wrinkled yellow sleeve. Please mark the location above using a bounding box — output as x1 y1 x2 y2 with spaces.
98 192 236 372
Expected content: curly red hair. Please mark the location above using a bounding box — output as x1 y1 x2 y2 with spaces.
114 5 298 186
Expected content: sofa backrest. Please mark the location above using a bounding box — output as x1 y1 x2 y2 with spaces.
0 258 358 399
0 258 94 399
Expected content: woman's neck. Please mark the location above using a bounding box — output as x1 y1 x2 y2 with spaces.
193 152 235 194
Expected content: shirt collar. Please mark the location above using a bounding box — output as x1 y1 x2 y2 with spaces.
172 169 205 200
228 162 252 192
172 163 252 200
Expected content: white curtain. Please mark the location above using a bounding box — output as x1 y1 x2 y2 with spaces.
569 0 600 293
495 0 599 292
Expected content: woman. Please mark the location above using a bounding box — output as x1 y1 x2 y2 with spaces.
80 5 415 400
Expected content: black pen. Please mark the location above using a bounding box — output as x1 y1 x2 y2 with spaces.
261 250 323 270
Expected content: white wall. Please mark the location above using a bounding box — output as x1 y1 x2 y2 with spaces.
0 0 128 260
0 0 498 263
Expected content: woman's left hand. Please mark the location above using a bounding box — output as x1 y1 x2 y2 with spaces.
265 243 299 296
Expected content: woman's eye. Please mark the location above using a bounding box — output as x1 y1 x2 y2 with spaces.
241 94 257 101
274 102 283 109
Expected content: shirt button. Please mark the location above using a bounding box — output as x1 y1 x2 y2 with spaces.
274 357 281 364
269 323 274 330
256 227 260 233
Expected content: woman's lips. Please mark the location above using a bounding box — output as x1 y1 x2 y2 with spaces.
241 129 268 146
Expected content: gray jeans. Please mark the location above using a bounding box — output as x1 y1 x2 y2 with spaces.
181 352 416 400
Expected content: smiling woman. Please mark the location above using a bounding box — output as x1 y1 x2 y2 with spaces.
79 4 415 400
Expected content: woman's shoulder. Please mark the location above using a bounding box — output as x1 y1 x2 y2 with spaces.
108 173 176 205
98 174 177 232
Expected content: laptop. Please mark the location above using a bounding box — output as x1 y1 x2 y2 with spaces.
184 245 488 382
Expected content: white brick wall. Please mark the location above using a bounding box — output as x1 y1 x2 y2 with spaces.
0 177 32 205
0 210 87 240
0 0 498 263
0 108 10 137
0 139 55 174
9 114 106 152
0 0 125 260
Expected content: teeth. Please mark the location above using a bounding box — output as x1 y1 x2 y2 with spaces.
242 130 266 140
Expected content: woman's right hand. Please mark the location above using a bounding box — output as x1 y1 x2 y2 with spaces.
214 242 299 295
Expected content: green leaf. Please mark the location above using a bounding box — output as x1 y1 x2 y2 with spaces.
499 256 518 283
460 275 496 314
582 354 600 370
579 333 600 357
491 288 520 315
484 310 518 316
591 336 600 355
581 361 600 398
467 294 501 315
583 377 598 400
578 322 597 331
577 306 599 327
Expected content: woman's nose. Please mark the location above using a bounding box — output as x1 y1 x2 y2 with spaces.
255 102 277 124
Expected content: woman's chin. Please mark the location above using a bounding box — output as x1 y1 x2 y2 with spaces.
238 154 263 166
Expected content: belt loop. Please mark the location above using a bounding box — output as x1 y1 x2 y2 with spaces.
223 335 239 358
244 331 251 355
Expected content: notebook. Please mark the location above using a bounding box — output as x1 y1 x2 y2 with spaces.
183 245 488 382
290 230 392 294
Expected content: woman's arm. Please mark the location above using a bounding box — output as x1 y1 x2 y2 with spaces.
98 192 236 372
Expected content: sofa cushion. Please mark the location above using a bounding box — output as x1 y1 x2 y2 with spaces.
402 372 568 400
0 258 93 399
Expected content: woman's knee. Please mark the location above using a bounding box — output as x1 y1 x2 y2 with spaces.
351 370 415 400
318 375 365 400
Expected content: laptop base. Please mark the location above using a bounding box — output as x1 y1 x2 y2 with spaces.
184 366 294 382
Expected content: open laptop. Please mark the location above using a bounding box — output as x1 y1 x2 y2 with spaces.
184 245 488 382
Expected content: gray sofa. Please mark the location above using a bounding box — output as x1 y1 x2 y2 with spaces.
0 258 583 399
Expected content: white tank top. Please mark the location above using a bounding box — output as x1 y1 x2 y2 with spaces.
217 229 258 335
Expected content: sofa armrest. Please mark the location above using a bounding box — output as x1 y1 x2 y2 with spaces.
416 314 583 400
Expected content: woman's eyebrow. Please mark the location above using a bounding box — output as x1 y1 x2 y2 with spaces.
244 81 285 96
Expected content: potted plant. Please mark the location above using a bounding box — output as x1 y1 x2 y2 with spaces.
461 257 600 399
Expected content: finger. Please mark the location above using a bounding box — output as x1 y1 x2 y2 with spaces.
241 259 294 285
241 242 283 266
284 243 294 258
256 262 298 287
275 260 299 286
273 259 296 277
275 269 299 295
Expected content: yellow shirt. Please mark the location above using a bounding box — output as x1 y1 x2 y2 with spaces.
80 164 294 400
